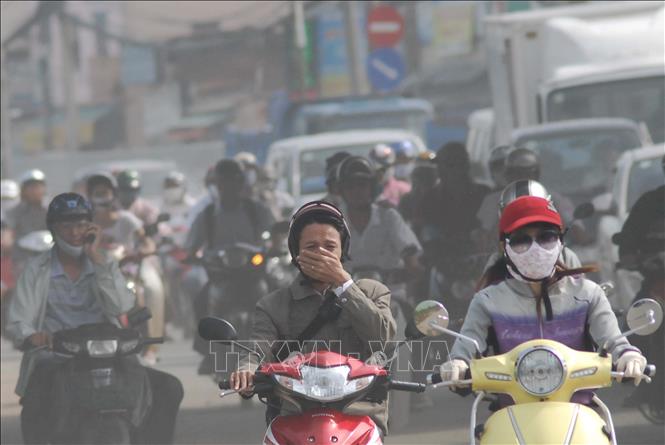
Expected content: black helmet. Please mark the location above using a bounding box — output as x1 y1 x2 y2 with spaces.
287 200 351 265
116 170 141 191
215 159 245 183
86 172 118 196
46 193 93 230
336 156 375 184
505 148 540 182
325 151 351 188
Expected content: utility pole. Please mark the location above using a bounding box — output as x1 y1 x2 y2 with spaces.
59 10 80 151
293 1 307 94
344 1 367 96
0 47 13 177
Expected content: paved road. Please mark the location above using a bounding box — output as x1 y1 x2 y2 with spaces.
2 336 663 444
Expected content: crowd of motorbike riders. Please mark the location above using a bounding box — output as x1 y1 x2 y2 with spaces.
0 138 662 443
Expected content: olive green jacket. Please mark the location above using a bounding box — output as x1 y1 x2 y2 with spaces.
238 274 396 434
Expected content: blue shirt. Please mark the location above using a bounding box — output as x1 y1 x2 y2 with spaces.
42 251 105 334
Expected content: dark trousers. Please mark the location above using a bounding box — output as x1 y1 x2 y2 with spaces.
20 363 183 444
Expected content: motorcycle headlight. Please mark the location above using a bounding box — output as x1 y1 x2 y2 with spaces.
516 347 565 396
119 339 140 354
274 365 375 402
61 341 82 354
86 340 118 357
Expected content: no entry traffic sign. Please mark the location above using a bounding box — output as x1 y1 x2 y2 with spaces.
367 5 405 48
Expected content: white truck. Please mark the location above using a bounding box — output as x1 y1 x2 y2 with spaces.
469 1 664 169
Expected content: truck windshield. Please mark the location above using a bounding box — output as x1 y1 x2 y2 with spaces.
515 128 642 200
299 143 390 195
303 111 428 141
546 76 665 143
627 156 665 212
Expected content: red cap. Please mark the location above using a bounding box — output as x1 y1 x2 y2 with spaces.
499 196 563 235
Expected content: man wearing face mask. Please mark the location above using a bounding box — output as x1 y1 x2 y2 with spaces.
6 193 183 444
229 201 395 435
438 196 647 406
159 171 195 246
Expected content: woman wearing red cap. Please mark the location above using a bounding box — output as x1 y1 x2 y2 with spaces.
439 196 647 403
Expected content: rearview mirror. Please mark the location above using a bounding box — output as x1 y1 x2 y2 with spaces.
626 299 663 336
198 317 238 342
414 300 449 337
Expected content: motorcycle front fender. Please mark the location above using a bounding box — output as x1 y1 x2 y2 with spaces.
264 409 382 445
481 402 609 445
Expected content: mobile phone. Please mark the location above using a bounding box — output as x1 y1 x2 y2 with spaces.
85 233 96 244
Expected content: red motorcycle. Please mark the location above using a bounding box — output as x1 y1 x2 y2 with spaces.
198 317 425 444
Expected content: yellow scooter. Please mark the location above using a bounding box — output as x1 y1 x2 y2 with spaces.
413 298 662 445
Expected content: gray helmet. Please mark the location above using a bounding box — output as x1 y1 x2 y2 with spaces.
489 145 512 169
499 179 552 215
505 148 540 182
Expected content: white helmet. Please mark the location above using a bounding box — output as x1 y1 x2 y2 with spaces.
1 179 19 199
234 151 258 167
18 169 46 187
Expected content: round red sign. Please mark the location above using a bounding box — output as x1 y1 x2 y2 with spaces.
367 5 405 48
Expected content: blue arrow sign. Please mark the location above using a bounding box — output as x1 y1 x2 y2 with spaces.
367 48 405 92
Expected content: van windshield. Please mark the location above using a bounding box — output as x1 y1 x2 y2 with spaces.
299 144 385 195
514 128 642 200
546 76 665 143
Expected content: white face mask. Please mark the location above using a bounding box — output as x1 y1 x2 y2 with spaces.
54 234 84 258
505 239 562 281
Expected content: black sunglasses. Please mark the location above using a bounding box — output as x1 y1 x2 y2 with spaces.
505 229 561 254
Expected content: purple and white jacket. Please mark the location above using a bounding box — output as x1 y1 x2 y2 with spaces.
450 275 639 365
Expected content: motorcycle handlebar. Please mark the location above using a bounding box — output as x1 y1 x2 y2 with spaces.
218 380 232 390
427 368 472 386
389 380 427 393
611 364 656 383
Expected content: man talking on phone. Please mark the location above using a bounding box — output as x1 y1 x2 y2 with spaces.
6 193 183 444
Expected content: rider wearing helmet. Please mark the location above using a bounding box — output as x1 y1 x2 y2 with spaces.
322 151 351 208
230 200 395 435
336 156 423 278
186 158 274 373
87 172 165 365
116 170 160 226
479 179 582 274
392 140 417 182
369 144 411 207
160 171 195 245
7 170 49 273
420 142 490 304
7 192 183 444
234 151 260 199
439 196 648 403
